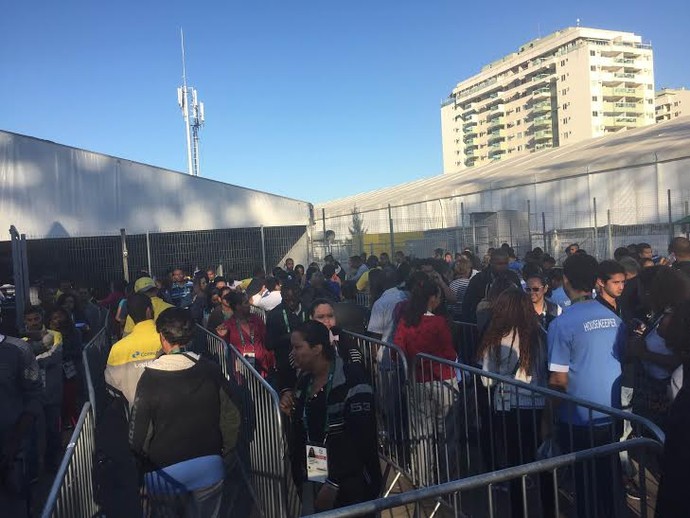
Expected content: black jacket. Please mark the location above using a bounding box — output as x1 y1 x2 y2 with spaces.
461 268 521 323
266 303 308 393
290 357 381 507
128 353 240 471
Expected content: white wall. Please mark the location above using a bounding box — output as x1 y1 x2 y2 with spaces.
0 131 311 240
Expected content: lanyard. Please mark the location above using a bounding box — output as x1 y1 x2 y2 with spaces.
282 309 306 334
236 317 255 351
302 361 335 443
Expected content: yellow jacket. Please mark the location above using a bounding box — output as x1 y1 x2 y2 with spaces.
105 319 161 405
123 296 173 335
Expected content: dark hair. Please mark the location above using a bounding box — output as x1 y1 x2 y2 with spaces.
614 247 631 261
265 277 279 292
596 260 626 283
225 291 246 310
563 254 598 292
24 305 42 317
57 292 78 309
490 248 509 260
281 283 301 297
366 255 379 268
293 320 334 360
403 278 439 327
156 307 195 347
127 293 153 324
193 273 209 287
295 264 305 274
322 263 336 279
547 268 564 283
368 268 386 304
648 267 690 313
213 276 227 285
341 281 357 301
521 262 543 281
637 243 651 252
669 237 690 257
476 287 538 373
349 255 362 265
48 307 75 335
309 298 334 317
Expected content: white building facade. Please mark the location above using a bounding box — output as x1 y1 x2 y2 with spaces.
441 27 655 174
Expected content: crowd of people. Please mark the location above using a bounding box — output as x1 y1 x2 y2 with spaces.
3 236 690 517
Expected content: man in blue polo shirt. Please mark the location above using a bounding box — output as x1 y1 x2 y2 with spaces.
547 253 625 517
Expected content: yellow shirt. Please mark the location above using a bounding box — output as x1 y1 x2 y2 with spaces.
123 296 173 335
356 267 381 292
105 319 161 405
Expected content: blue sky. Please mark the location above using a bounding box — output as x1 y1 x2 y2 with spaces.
1 1 688 203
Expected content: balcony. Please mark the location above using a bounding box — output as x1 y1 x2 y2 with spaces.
487 117 506 131
531 73 551 83
488 146 506 159
603 101 642 113
532 87 551 100
534 129 553 141
463 103 477 114
603 87 642 98
531 101 552 114
603 115 644 128
489 103 505 113
487 131 505 144
531 115 551 129
463 129 478 142
465 155 478 167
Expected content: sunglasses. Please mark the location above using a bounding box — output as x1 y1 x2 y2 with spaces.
525 287 544 293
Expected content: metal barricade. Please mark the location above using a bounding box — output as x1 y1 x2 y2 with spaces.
303 438 663 518
341 330 412 494
196 325 299 518
82 325 111 421
250 305 267 323
408 353 665 513
41 403 98 518
452 320 480 365
355 292 370 308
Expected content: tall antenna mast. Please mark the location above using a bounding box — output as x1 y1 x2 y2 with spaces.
177 29 205 176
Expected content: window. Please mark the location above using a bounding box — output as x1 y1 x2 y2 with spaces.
590 50 596 56
592 96 598 102
561 74 566 81
590 66 597 71
516 107 521 113
517 145 523 151
592 111 599 117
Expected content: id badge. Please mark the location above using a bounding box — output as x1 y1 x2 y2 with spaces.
305 443 328 483
244 351 256 369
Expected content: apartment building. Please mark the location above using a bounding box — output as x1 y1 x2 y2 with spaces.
656 88 690 122
441 27 655 173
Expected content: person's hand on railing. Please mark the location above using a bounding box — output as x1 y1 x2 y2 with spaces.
279 390 294 416
215 325 228 338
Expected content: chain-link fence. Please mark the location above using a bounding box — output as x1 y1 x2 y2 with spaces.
313 189 690 266
1 225 309 292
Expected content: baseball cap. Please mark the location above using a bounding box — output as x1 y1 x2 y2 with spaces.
134 277 157 293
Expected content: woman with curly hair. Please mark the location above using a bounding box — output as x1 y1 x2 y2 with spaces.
476 287 553 517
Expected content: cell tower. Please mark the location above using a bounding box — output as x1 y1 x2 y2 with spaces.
177 29 205 176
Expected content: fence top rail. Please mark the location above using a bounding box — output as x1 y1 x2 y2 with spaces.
341 329 409 374
41 402 92 518
83 325 107 350
414 352 666 444
303 437 662 518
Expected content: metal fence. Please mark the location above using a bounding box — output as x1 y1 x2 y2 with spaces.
196 325 300 518
406 353 665 516
303 437 663 518
314 189 690 265
41 403 98 518
341 331 411 494
82 326 112 422
1 224 309 290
